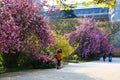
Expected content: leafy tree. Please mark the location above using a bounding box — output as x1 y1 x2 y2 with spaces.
0 0 56 68
68 18 114 59
50 35 74 58
55 0 116 10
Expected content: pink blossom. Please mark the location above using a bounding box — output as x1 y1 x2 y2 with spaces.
68 18 114 58
0 0 57 54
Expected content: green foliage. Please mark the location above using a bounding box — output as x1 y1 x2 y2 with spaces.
31 59 56 69
55 0 116 10
97 21 120 35
18 53 32 67
67 54 100 63
67 54 97 63
50 35 74 58
55 0 78 10
66 54 79 63
67 60 79 63
1 53 19 68
97 21 120 45
18 53 56 69
82 0 116 9
43 48 54 55
0 66 33 74
73 54 79 60
97 21 111 35
49 18 80 35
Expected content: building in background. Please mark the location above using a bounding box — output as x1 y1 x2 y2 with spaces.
73 7 109 21
48 5 110 22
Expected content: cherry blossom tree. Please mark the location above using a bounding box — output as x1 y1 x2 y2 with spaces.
68 18 114 58
0 0 57 68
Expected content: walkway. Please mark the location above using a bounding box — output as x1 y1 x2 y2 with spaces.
0 58 120 80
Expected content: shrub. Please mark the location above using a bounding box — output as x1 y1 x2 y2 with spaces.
97 21 120 35
19 52 56 69
2 53 20 68
50 35 74 58
68 18 114 59
0 0 56 68
49 18 80 35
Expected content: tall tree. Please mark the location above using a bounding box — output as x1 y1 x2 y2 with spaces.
68 18 114 58
0 0 57 68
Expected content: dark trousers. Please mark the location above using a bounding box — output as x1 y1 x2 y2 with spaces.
109 56 112 62
103 57 106 61
57 60 61 69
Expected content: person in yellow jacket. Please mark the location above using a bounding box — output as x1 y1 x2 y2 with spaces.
56 49 63 69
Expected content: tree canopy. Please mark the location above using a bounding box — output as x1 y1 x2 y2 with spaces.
55 0 116 10
0 0 56 54
68 18 114 58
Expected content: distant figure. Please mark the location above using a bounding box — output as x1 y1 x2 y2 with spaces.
56 49 63 69
108 53 112 62
103 53 106 61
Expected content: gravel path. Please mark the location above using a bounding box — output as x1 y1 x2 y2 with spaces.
0 58 120 80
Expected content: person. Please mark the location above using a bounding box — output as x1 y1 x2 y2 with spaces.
103 53 106 61
56 49 63 69
108 53 112 62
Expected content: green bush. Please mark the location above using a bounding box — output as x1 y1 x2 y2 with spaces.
31 57 56 69
97 21 120 35
73 54 79 60
50 35 74 58
19 53 56 69
18 53 33 67
1 53 19 68
49 18 80 35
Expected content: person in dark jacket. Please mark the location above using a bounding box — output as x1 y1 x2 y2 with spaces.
56 49 63 69
103 53 106 61
108 53 112 62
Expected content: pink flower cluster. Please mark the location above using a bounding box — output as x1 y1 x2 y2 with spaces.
0 6 22 54
33 52 57 63
0 0 57 54
68 18 114 57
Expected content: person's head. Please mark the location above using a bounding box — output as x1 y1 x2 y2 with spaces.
57 50 60 54
59 49 62 53
57 49 62 54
